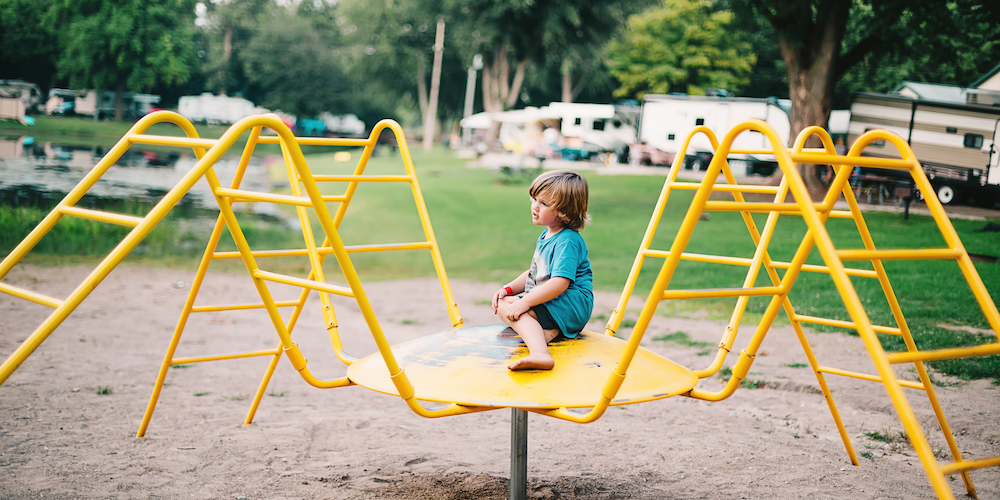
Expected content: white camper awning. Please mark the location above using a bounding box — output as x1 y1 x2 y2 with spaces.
460 111 493 129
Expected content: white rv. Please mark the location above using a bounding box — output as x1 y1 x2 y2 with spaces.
638 95 790 174
547 102 639 159
848 92 1000 205
178 93 269 125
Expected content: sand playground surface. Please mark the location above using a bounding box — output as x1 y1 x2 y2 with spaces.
1 263 998 499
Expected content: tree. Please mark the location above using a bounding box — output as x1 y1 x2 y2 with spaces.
198 0 271 97
606 0 756 99
448 0 647 143
47 0 199 121
241 4 350 120
732 0 1000 196
340 0 461 142
0 0 59 89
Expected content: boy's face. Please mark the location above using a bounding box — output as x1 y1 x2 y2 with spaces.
530 190 563 230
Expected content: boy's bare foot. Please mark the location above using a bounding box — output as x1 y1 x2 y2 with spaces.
508 354 555 371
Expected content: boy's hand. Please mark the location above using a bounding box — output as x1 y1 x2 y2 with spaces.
505 298 530 321
491 287 508 313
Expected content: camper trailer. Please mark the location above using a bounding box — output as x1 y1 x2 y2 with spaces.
848 92 1000 205
546 102 639 161
178 93 269 125
638 95 791 174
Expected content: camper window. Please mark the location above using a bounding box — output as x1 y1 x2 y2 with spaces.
963 133 984 149
695 118 705 126
593 120 606 131
574 118 582 126
668 134 676 141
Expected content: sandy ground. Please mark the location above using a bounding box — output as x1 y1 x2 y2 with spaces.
1 263 998 499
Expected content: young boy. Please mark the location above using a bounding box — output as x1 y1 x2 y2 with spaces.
492 170 594 370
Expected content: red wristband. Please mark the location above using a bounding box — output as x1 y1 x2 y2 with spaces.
504 286 514 296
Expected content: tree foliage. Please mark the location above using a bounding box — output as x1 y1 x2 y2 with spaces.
240 3 350 119
47 0 198 119
0 0 59 87
728 0 1000 195
606 0 755 99
198 0 270 96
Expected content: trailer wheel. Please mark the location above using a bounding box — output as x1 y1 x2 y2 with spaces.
935 184 957 205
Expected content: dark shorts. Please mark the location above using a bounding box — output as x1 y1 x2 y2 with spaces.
531 303 560 332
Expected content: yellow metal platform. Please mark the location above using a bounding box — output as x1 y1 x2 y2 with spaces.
347 324 698 408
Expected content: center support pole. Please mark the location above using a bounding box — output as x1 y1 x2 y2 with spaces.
510 408 528 500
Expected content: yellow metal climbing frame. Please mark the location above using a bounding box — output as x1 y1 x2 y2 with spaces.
605 119 1000 499
0 111 470 433
2 111 998 499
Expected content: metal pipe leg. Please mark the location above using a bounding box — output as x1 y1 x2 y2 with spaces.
510 408 528 500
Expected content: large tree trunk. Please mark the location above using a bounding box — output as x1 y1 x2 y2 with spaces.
422 19 445 151
481 43 527 146
560 60 587 103
766 0 851 200
114 84 124 122
416 53 428 124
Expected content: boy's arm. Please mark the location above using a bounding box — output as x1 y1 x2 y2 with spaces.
492 270 530 312
504 277 570 321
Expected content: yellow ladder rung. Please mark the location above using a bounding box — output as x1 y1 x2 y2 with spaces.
0 282 64 308
644 250 751 265
704 201 804 213
771 261 879 278
668 183 781 195
887 343 1000 364
190 301 301 313
252 269 354 297
662 286 783 300
212 242 435 260
836 248 963 261
939 456 1000 476
345 241 434 253
792 314 902 335
644 250 879 278
789 152 917 169
59 206 145 227
816 366 925 389
827 210 855 219
729 149 778 155
128 134 218 149
171 348 282 365
215 188 314 207
312 175 412 183
257 136 372 147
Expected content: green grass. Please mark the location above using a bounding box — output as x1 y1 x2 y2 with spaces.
95 386 112 395
652 331 715 349
865 429 908 444
2 129 999 382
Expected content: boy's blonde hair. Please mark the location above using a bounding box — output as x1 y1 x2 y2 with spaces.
529 169 590 231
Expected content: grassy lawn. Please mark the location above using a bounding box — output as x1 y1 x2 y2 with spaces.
2 119 999 382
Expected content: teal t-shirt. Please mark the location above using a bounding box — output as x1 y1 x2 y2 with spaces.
524 228 594 337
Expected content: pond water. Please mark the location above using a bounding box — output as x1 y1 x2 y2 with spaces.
0 135 279 219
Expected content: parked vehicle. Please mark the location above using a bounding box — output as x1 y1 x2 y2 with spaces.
547 102 639 162
178 93 268 125
638 94 791 175
47 89 161 120
0 80 43 113
847 92 1000 205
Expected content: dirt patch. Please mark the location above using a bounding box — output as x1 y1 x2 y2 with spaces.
1 264 997 499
